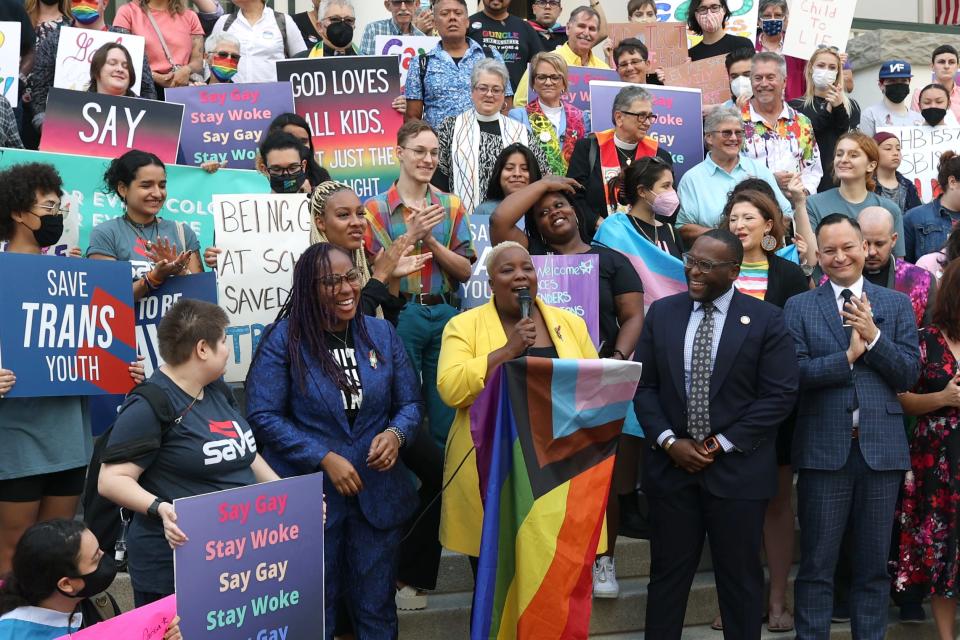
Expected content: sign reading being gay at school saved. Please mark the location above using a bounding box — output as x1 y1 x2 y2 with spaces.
0 253 136 398
174 473 325 640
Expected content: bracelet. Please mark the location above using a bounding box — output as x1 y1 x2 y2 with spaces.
142 274 159 291
385 426 405 448
612 349 627 360
145 271 163 289
663 436 677 451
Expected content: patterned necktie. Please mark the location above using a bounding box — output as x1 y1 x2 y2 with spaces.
687 302 715 442
840 288 859 411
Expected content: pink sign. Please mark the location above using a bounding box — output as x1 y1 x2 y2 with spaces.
55 594 176 640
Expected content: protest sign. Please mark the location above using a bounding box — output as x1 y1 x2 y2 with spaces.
590 81 704 180
174 474 325 640
0 148 270 252
213 193 311 382
879 126 960 203
527 65 620 116
782 0 855 60
460 215 601 345
55 595 176 640
652 0 759 47
375 34 440 85
166 82 296 169
277 56 403 199
663 54 729 106
606 22 689 69
0 22 20 104
0 253 135 398
41 89 184 163
54 27 145 95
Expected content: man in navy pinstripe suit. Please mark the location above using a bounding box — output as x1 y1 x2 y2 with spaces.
785 214 920 639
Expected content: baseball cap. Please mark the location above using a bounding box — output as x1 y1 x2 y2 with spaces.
879 60 912 79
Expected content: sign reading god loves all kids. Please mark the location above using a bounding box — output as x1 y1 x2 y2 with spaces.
213 193 311 382
54 27 146 95
276 56 403 199
55 595 177 640
0 22 21 104
40 88 184 163
375 34 440 85
174 474 325 640
0 253 136 398
166 82 296 169
589 80 704 180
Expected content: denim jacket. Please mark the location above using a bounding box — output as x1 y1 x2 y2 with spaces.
903 198 959 263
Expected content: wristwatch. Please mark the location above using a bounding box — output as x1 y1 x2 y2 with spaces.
147 497 164 520
662 435 677 451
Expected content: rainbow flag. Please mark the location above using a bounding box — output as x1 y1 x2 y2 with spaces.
469 357 643 640
593 212 686 306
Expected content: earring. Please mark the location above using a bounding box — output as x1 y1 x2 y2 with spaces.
761 233 778 251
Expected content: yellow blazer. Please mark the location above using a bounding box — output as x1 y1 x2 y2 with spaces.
437 297 598 557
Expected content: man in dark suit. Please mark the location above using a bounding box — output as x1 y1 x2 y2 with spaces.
634 229 799 640
785 214 920 639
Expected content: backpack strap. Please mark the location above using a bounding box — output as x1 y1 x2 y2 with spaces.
273 10 289 58
482 45 494 59
99 383 178 464
223 11 238 31
418 52 429 99
86 592 121 624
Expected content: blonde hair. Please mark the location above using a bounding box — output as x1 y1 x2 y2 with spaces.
138 0 186 15
25 0 71 23
485 240 530 272
803 48 850 113
529 51 570 93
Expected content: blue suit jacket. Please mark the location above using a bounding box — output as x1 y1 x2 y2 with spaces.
633 289 799 500
246 316 424 530
784 280 920 472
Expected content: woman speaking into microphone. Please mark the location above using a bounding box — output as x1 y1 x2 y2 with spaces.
436 241 597 568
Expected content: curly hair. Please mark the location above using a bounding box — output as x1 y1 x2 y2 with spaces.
0 162 64 241
102 150 164 198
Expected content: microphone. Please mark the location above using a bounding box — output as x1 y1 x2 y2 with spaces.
516 287 533 320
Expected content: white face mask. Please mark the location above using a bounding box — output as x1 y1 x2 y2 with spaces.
811 68 837 89
730 76 753 99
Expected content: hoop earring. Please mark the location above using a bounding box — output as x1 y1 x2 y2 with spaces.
760 233 778 252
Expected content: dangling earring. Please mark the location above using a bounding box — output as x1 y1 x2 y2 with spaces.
761 233 778 251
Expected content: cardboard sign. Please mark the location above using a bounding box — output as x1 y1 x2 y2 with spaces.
0 148 270 252
374 34 440 85
663 54 729 106
782 0 855 60
174 474 325 640
0 22 20 104
589 80 705 180
55 595 176 640
54 26 145 95
460 215 601 346
0 253 136 398
41 88 183 163
276 56 403 199
166 82 296 169
606 22 689 69
213 194 311 382
879 126 960 203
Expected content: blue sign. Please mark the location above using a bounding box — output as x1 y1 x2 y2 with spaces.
0 253 136 397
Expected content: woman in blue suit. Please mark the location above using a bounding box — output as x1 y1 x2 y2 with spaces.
246 243 423 639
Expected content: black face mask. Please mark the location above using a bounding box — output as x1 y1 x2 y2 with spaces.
58 555 118 599
326 21 354 49
270 170 307 194
922 107 947 127
884 83 910 104
24 212 64 247
39 0 61 6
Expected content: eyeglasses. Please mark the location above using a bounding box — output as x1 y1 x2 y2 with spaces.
324 16 356 27
317 269 362 290
212 51 241 61
388 0 414 6
533 73 564 84
534 0 561 5
400 146 440 160
473 84 504 96
267 164 303 177
682 253 737 273
32 202 68 216
708 129 744 139
620 110 658 123
617 58 649 68
694 4 724 16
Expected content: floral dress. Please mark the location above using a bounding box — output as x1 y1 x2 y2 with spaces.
894 326 960 597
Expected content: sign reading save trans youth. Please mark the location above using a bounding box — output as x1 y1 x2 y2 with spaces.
0 253 136 398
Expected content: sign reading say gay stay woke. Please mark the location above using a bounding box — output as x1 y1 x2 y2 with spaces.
174 474 325 640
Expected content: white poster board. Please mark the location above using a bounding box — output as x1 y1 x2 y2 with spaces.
880 126 960 204
375 35 440 86
54 27 145 95
0 22 20 104
782 0 855 60
657 0 759 49
213 193 311 382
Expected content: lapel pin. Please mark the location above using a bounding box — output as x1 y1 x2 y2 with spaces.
369 350 378 369
740 315 751 325
555 325 564 341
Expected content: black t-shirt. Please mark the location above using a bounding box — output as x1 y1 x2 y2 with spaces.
468 12 543 91
588 245 644 356
292 11 321 48
629 216 683 259
688 33 754 62
325 333 364 426
0 0 35 57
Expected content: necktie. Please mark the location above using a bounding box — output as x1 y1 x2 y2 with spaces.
687 302 715 442
839 288 859 411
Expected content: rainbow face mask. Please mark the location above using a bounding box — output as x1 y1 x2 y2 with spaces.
210 53 239 81
70 0 100 25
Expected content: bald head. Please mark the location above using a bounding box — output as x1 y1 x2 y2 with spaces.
858 206 898 273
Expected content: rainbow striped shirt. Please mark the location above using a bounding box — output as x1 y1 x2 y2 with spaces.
735 260 769 300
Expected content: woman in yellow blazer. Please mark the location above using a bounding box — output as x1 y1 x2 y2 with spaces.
437 241 598 559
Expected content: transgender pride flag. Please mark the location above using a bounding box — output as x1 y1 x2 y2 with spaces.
593 213 686 306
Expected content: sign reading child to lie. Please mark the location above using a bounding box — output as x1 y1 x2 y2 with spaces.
174 474 325 640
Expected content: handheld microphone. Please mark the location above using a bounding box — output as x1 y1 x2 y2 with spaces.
516 287 533 320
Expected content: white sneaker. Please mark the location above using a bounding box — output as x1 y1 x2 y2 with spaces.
395 585 428 610
592 556 619 598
